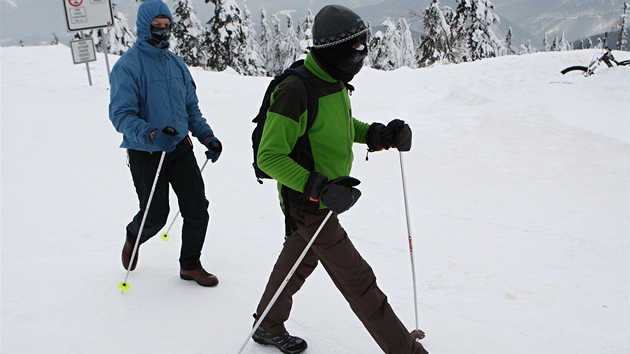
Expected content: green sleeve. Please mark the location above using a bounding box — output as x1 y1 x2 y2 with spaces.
353 118 371 144
257 103 311 194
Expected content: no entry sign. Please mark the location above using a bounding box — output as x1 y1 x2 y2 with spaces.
63 0 114 32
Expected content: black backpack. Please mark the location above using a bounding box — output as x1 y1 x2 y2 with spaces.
252 60 319 184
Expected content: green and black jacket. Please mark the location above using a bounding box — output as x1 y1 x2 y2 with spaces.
257 51 371 209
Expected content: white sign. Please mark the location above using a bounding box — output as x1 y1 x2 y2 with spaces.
70 38 97 64
63 0 114 32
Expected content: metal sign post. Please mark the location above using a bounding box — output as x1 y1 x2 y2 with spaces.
63 0 114 83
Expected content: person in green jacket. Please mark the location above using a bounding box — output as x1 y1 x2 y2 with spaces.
250 5 428 354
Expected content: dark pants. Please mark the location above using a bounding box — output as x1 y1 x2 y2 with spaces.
255 208 425 354
126 137 209 270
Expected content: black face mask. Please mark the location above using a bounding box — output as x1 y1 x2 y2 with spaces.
150 25 171 41
313 35 368 83
148 25 171 48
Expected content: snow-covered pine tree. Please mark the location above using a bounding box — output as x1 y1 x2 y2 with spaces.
300 9 314 54
542 33 550 52
550 35 558 51
51 33 59 45
505 27 516 55
259 9 275 76
557 31 571 51
172 0 206 67
586 37 593 49
398 18 417 68
519 40 534 55
280 14 302 69
204 0 248 73
240 5 266 76
416 0 457 67
615 2 628 51
106 11 136 55
452 0 504 62
268 14 285 76
369 18 401 71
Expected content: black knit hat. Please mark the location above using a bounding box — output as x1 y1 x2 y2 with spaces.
311 5 368 49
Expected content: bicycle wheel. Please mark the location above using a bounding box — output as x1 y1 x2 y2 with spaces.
561 66 588 75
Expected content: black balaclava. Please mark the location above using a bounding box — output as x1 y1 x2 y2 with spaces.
148 14 171 49
310 5 369 83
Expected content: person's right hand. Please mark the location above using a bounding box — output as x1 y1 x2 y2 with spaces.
305 173 362 214
150 126 180 152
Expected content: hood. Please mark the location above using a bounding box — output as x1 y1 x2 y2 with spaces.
136 0 173 42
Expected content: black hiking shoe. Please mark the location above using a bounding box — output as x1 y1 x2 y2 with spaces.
121 240 138 271
252 327 308 354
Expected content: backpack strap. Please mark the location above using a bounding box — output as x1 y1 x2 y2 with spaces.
284 64 319 132
278 61 320 237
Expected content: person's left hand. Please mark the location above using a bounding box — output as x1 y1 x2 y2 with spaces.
384 119 412 152
204 136 222 163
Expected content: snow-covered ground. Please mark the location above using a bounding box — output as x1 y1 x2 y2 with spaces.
1 45 628 353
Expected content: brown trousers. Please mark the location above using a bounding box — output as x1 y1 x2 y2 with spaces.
255 208 425 354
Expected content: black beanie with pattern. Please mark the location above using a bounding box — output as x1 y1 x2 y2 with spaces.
311 5 369 82
311 5 368 49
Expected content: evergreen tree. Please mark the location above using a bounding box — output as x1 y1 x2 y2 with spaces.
281 14 302 69
172 0 206 67
519 40 534 55
597 37 605 49
417 0 457 67
107 11 136 55
586 37 593 49
542 33 550 52
300 10 315 53
240 5 266 75
51 33 59 45
452 0 504 62
259 9 274 76
550 35 558 51
615 2 628 50
505 27 516 55
204 0 247 73
268 14 285 75
369 18 401 71
556 31 571 51
398 18 417 68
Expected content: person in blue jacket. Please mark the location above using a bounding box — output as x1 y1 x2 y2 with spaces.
109 0 221 287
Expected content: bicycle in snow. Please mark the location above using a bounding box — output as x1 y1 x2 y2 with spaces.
561 47 630 77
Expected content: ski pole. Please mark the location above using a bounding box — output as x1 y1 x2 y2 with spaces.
118 151 167 293
398 151 425 340
237 210 334 354
160 158 211 241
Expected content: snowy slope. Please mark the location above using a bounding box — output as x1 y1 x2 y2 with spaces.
1 45 628 354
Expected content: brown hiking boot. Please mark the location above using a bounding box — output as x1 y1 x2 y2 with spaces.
180 266 219 287
121 240 139 271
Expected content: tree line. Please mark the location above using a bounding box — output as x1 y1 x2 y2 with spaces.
80 0 629 76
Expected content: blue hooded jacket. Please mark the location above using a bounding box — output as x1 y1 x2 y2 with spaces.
108 0 214 152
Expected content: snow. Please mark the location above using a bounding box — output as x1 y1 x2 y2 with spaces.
1 45 629 353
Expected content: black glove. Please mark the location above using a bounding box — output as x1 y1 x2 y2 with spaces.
385 119 412 151
366 119 412 152
203 136 222 163
366 122 388 152
305 172 361 214
150 126 180 152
